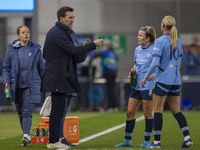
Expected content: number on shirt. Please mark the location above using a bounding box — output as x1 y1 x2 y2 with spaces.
170 45 179 61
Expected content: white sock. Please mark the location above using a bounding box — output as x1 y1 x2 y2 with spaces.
154 140 160 144
184 135 190 141
23 134 31 141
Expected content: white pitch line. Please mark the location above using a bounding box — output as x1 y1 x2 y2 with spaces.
78 115 145 144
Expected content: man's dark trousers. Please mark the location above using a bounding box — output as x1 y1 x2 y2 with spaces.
49 92 66 143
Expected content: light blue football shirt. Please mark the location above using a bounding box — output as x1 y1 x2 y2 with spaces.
133 44 154 90
153 34 183 85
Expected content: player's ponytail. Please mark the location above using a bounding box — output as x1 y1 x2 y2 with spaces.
148 27 156 45
169 25 178 50
162 16 178 50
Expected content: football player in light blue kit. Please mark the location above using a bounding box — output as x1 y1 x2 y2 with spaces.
115 26 156 148
141 16 193 149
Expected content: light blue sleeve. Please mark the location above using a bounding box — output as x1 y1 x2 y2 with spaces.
153 39 163 57
144 56 160 80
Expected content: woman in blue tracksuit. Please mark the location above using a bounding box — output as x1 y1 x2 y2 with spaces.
3 25 45 146
141 16 193 149
115 26 156 148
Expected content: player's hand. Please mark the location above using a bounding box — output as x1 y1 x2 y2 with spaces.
128 72 131 79
148 73 154 81
93 39 104 47
141 79 146 88
83 39 91 45
4 83 11 93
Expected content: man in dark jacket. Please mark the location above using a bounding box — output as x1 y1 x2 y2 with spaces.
42 6 103 149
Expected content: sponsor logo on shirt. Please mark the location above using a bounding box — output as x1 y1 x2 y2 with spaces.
136 59 148 64
154 47 159 51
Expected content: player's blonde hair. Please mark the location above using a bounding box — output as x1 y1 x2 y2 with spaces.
140 26 156 45
162 16 178 50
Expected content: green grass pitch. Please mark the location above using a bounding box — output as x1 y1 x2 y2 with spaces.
0 111 199 150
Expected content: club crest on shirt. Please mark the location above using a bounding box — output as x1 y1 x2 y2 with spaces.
170 64 174 68
29 53 32 56
147 53 151 57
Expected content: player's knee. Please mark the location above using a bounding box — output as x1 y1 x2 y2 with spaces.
126 111 135 120
143 108 153 119
144 112 152 119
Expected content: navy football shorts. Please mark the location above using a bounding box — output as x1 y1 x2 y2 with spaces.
129 88 152 100
153 82 180 96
